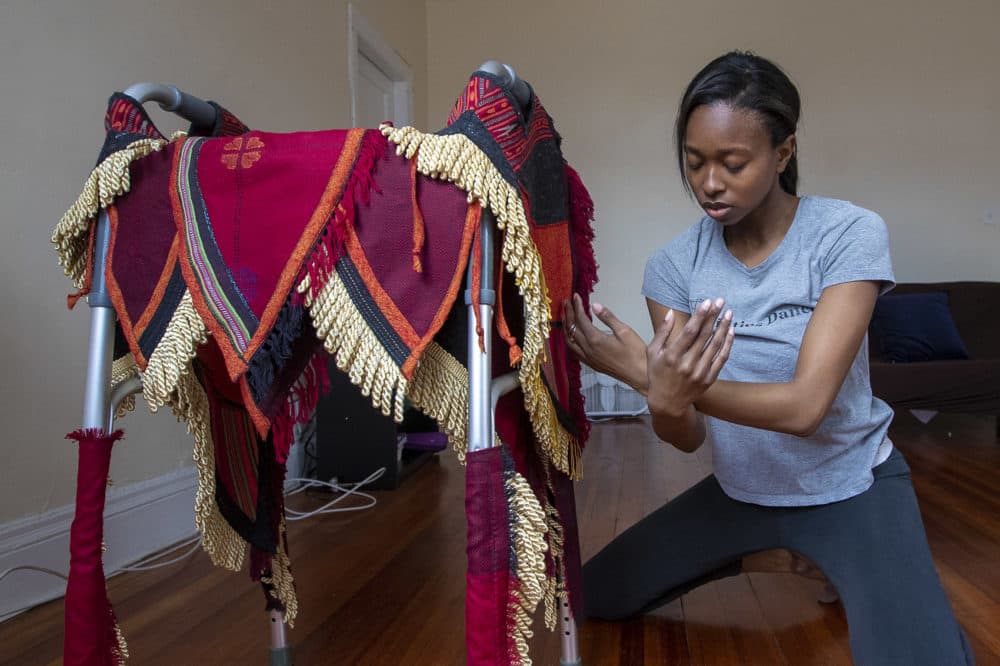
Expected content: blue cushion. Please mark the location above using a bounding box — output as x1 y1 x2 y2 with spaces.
871 291 969 362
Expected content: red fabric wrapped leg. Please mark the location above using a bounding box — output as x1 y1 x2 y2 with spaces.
465 446 510 665
64 428 128 665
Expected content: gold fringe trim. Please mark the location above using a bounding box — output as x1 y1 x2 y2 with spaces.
111 354 140 419
174 367 247 572
301 270 408 422
111 353 138 386
407 342 469 462
541 464 568 633
52 138 168 288
141 291 208 411
262 520 299 627
380 125 582 479
137 288 244 570
506 469 549 665
112 618 130 664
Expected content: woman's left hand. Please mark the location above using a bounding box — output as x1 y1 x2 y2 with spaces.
646 299 734 417
563 294 649 393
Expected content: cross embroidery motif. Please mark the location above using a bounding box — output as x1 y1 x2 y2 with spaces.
221 136 265 170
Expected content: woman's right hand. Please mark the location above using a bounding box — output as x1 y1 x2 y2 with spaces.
646 298 734 417
563 294 650 393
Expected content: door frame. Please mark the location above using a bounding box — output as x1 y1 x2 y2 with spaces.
347 4 413 127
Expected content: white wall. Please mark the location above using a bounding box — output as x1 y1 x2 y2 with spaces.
426 0 1000 340
0 0 427 525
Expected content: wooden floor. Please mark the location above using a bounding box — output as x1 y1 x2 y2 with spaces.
2 411 998 665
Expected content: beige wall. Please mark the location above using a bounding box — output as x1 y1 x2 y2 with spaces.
0 0 427 524
427 0 1000 340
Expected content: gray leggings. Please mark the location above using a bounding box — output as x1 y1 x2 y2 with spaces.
583 448 974 665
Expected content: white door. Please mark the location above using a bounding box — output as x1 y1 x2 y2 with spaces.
356 53 395 128
349 5 412 128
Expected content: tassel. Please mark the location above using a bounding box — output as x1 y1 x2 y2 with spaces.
67 224 98 309
494 256 522 367
270 351 329 464
410 155 425 273
64 429 129 666
470 223 486 353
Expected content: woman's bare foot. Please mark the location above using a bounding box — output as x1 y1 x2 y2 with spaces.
741 549 840 603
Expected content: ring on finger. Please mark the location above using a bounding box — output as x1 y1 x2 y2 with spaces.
568 323 577 338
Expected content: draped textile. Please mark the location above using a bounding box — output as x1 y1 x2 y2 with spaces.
52 72 598 665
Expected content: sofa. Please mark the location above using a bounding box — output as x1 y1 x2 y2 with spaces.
867 281 1000 435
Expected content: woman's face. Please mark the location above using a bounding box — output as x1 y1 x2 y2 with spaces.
683 102 792 225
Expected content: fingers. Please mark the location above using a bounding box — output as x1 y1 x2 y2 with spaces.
650 308 676 352
666 298 722 364
564 294 600 360
571 293 606 341
562 299 576 338
706 311 735 382
592 301 628 338
669 298 714 356
694 308 733 380
693 298 725 353
563 299 584 356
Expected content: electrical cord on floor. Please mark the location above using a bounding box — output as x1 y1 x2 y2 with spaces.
284 467 386 521
118 536 202 572
0 567 71 622
1 460 385 620
0 565 68 585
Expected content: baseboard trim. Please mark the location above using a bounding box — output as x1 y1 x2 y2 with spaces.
0 466 198 621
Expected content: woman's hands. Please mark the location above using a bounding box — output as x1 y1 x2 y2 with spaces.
646 298 734 418
562 293 734 404
564 294 734 451
563 294 650 393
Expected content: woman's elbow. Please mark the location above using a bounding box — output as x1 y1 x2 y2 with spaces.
650 415 704 452
670 437 704 453
654 431 703 452
788 421 819 438
787 405 828 438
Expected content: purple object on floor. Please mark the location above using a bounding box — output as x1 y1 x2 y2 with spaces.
402 431 448 452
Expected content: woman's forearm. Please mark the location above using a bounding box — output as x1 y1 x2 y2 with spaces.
692 281 878 437
586 356 650 396
695 379 824 437
623 360 650 396
649 401 706 452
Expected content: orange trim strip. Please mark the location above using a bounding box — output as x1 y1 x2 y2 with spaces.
343 218 421 349
133 236 180 340
103 205 148 368
240 376 271 439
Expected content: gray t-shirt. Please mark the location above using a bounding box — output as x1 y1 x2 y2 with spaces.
642 195 896 506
